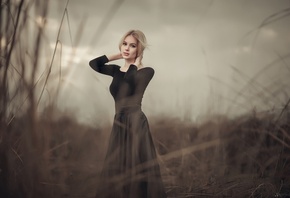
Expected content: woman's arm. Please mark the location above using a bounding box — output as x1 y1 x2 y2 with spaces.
107 53 123 62
135 67 154 93
89 53 122 76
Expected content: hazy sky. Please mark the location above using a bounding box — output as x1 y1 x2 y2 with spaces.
43 0 290 126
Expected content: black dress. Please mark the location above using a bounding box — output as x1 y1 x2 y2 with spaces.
89 55 167 198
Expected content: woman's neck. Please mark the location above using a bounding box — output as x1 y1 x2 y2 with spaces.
124 59 135 68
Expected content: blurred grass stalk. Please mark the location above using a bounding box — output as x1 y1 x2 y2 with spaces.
0 0 64 197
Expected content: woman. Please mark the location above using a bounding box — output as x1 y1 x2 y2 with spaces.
89 30 167 198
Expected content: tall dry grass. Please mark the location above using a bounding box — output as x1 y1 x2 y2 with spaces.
0 0 74 197
0 0 290 198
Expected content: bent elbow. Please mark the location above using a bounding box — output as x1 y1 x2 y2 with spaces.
89 59 98 72
89 59 94 68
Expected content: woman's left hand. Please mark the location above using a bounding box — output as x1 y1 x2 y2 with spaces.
134 55 143 67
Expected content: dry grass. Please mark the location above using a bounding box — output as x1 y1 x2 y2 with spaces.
2 107 289 198
1 0 290 198
152 112 290 198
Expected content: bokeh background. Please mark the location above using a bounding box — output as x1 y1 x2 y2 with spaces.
45 0 290 125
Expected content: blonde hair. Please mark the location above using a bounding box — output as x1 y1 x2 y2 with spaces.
119 30 147 57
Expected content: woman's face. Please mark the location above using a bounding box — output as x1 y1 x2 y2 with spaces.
120 35 138 60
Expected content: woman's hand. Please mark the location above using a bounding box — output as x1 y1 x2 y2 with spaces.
134 55 143 67
107 53 123 61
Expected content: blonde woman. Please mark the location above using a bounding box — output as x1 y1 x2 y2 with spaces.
89 30 166 198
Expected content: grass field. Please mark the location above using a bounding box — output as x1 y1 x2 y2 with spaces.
1 0 290 197
1 107 289 197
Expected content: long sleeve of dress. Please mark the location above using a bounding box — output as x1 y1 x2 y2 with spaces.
89 56 154 108
89 55 118 77
136 67 155 94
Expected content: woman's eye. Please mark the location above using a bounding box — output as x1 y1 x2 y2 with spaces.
123 42 127 46
131 45 136 48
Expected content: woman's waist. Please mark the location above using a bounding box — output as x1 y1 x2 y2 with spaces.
115 104 142 114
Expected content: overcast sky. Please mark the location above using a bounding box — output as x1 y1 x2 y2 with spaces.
43 0 290 126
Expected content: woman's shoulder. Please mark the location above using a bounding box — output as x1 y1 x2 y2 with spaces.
137 66 155 79
107 64 121 70
103 64 121 75
138 66 154 73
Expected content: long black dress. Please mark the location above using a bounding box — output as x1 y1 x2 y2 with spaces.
89 55 167 198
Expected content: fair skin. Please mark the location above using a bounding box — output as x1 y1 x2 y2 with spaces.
107 35 143 72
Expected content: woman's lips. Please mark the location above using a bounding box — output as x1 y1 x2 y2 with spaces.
123 52 129 56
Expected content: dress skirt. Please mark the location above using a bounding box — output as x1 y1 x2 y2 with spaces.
96 106 167 198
